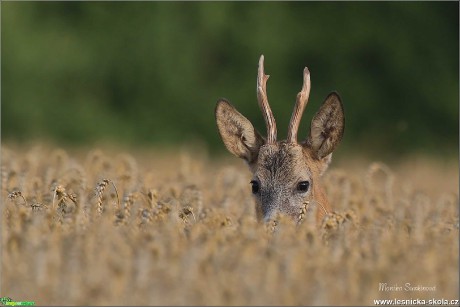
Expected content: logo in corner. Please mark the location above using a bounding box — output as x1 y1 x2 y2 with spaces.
0 297 35 306
0 298 12 306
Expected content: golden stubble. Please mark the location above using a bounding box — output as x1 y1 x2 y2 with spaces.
1 145 458 305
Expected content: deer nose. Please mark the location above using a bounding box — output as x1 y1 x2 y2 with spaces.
261 204 276 223
261 195 293 222
260 191 284 222
261 203 282 223
263 212 275 223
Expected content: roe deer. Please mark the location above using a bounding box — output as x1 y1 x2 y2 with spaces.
215 55 345 224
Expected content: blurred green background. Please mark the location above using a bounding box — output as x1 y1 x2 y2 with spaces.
2 2 458 159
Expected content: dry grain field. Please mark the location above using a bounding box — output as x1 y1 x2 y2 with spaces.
1 145 458 306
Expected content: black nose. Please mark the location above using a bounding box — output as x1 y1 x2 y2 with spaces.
261 203 279 222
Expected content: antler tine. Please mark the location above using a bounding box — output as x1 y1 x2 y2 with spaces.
287 67 311 143
257 55 277 144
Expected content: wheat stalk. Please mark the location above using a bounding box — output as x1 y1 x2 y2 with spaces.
8 190 28 206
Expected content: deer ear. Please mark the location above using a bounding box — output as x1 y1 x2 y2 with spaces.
215 99 265 163
305 92 345 160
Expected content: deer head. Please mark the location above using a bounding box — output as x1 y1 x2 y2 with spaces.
215 55 345 224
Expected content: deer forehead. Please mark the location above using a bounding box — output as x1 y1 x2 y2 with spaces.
253 142 314 183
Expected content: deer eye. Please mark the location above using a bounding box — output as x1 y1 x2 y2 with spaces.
297 181 310 192
250 180 260 194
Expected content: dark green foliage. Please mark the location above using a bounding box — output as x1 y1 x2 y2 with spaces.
2 2 458 157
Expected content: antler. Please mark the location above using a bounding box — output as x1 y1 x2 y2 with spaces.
287 67 311 143
257 55 277 144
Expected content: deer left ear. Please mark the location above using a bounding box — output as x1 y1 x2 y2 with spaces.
305 92 345 160
215 99 265 164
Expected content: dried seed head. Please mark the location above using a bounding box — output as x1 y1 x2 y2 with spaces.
52 184 70 214
96 179 110 194
140 208 152 221
266 218 278 233
123 193 134 220
95 179 111 215
31 202 47 211
8 191 27 206
179 206 196 223
68 193 77 204
54 185 66 196
298 201 310 224
8 190 23 200
147 189 159 209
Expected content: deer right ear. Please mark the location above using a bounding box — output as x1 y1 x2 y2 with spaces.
215 99 264 163
306 92 345 160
